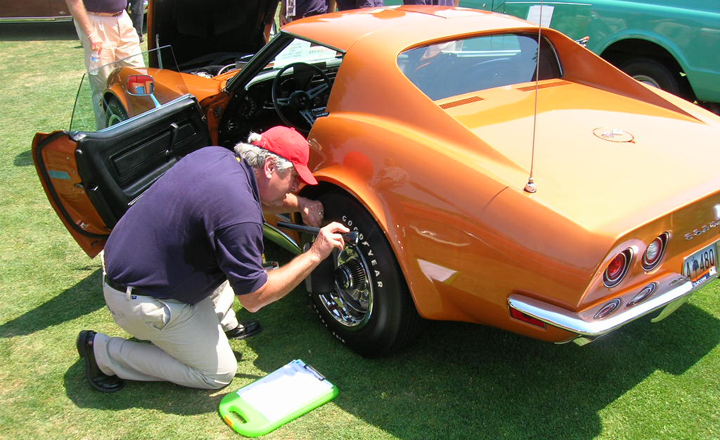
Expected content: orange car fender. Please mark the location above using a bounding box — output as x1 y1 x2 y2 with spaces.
104 68 156 118
105 66 226 119
103 83 130 115
304 122 469 322
305 164 440 314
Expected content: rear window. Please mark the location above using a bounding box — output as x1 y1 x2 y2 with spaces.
399 33 562 101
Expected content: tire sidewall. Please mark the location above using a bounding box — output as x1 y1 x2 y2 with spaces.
309 191 411 357
105 97 128 127
619 58 680 95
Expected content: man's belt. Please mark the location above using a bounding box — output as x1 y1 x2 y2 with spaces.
103 275 153 297
87 10 124 17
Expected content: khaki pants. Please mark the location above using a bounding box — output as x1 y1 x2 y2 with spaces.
93 281 240 389
73 10 144 129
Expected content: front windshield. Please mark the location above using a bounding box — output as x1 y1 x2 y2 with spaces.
399 33 562 101
266 38 343 71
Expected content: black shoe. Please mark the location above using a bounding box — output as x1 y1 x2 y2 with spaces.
76 330 125 393
225 321 262 340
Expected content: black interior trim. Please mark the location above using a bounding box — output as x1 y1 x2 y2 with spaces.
75 95 211 228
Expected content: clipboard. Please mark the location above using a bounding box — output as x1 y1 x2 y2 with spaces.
219 359 338 437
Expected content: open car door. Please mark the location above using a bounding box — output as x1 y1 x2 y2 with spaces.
33 94 211 257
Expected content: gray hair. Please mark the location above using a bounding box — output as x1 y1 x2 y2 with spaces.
234 132 294 172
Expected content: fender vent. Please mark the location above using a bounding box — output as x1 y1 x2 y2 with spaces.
440 95 484 109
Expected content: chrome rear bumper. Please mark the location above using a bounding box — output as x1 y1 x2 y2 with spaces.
508 274 698 343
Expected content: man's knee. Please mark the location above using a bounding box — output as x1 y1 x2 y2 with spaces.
203 363 237 389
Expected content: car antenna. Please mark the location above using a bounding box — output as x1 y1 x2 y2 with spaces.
524 0 544 194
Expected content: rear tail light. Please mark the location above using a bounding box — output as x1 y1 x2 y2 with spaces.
510 308 547 328
603 248 633 288
642 233 669 271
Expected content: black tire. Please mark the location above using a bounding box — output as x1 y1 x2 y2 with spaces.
104 97 129 127
618 58 681 96
306 190 424 357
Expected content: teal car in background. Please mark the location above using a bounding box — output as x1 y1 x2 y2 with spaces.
387 1 720 113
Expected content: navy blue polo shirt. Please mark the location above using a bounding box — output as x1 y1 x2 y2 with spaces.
336 0 383 11
295 0 328 18
83 0 127 13
104 147 268 304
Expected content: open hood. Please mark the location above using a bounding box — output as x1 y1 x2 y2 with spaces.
148 0 278 71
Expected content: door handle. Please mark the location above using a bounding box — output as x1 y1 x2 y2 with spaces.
166 122 179 157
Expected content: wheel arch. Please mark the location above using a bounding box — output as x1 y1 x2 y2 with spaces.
599 37 695 100
299 172 431 318
102 87 130 116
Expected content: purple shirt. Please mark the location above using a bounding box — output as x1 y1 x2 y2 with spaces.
83 0 127 13
336 0 383 10
294 0 328 18
105 147 268 304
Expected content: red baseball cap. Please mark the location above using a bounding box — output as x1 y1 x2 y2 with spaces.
252 126 318 185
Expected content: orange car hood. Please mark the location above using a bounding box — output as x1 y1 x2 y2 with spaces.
446 81 720 235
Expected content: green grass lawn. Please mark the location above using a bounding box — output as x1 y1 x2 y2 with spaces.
1 22 719 440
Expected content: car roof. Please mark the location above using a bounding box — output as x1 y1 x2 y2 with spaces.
282 6 536 53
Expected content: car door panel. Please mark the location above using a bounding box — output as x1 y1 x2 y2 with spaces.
33 94 211 257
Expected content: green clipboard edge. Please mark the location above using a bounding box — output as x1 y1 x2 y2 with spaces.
218 360 339 437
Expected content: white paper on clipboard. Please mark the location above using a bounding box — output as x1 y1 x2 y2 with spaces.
236 360 335 423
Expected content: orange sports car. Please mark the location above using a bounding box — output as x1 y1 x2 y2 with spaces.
33 4 720 357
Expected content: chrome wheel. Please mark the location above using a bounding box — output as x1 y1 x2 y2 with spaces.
317 244 374 329
305 190 424 357
632 74 661 89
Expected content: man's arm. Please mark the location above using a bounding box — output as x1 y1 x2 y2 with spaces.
237 222 349 312
263 193 324 227
64 0 103 53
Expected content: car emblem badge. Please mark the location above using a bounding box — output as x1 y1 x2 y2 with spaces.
592 127 635 143
685 206 720 240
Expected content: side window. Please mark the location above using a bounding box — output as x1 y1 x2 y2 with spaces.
399 33 562 101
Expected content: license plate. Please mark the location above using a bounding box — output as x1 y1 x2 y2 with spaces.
683 240 719 287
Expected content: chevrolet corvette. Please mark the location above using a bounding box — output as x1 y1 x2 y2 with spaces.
33 4 720 356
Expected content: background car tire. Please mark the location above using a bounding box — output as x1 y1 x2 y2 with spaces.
306 190 424 357
618 58 682 96
104 97 129 127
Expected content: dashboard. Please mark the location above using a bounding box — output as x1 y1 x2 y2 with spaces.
218 61 340 147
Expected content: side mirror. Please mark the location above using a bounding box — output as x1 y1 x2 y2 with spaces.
126 74 155 96
126 74 160 108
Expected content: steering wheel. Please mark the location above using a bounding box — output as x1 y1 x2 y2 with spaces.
271 62 332 132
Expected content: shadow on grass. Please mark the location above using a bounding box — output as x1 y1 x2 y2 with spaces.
0 22 78 41
62 359 231 416
0 269 105 338
243 262 720 440
27 244 718 437
14 150 33 167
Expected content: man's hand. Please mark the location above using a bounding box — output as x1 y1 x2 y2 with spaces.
309 222 350 261
238 221 350 313
88 31 103 53
299 197 324 227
